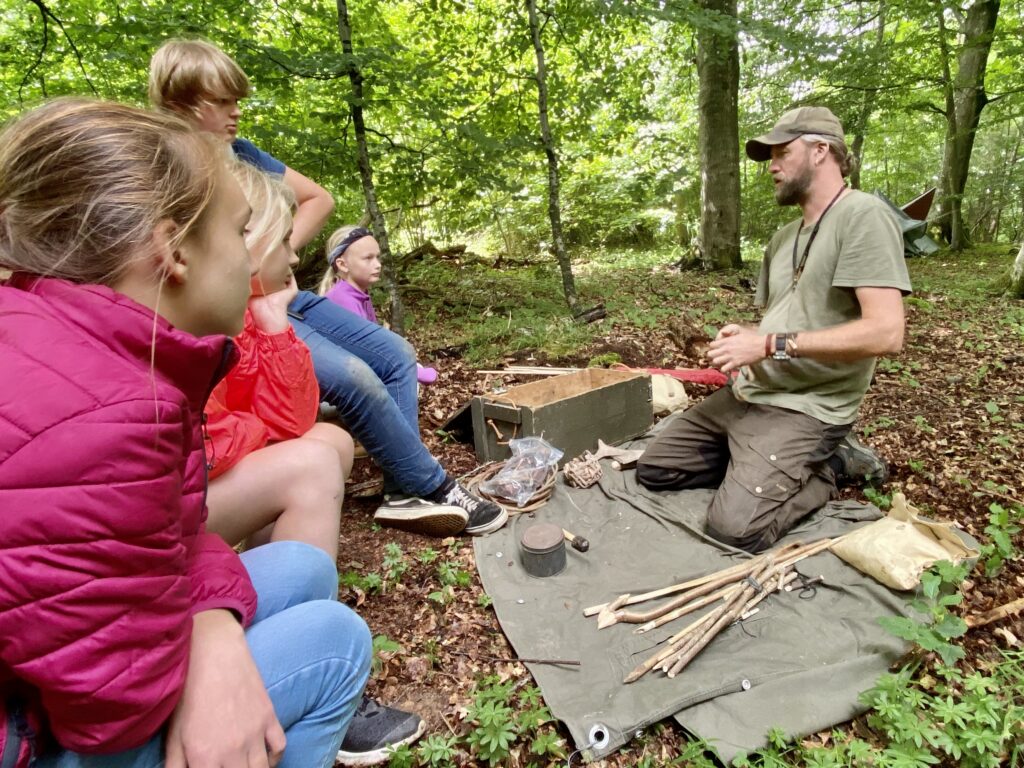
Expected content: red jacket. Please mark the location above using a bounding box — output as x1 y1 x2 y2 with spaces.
0 275 257 762
204 310 319 479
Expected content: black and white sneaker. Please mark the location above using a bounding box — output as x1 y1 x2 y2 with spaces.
373 496 467 536
442 482 508 535
833 433 889 487
336 697 425 766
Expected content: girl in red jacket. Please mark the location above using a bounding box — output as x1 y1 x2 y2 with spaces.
0 100 370 768
203 161 354 560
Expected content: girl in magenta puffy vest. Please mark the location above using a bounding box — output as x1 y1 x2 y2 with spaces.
0 99 370 768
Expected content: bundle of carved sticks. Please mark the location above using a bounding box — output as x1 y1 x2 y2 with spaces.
582 537 843 684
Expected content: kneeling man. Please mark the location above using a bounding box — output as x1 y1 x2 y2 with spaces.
637 106 911 552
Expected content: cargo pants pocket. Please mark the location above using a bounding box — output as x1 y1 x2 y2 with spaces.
707 438 807 549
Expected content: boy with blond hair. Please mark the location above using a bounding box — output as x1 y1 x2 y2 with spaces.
149 38 334 250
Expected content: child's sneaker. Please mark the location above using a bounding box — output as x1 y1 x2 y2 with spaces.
373 496 467 536
336 697 425 766
442 482 508 535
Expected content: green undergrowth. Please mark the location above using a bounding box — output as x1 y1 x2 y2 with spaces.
396 243 1020 367
397 246 761 365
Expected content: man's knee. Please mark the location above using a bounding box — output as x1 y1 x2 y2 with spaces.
705 506 777 553
636 460 689 490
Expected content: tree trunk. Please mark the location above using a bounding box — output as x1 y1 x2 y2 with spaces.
526 0 577 309
337 0 406 333
1009 240 1024 298
696 0 741 270
849 0 887 191
935 0 1000 251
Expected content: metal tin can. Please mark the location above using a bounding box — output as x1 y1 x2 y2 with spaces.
519 522 566 577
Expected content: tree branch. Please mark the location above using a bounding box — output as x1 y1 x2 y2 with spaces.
18 0 49 104
26 0 97 95
361 125 429 156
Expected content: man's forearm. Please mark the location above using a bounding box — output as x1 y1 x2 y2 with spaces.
779 316 903 362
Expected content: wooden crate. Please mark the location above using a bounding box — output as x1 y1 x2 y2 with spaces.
471 369 652 466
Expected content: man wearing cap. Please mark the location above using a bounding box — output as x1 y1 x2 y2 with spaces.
636 106 911 553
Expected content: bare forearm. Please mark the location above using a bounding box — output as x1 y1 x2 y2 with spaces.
786 317 904 362
290 196 334 250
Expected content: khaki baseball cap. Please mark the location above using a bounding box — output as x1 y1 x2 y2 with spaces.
745 106 845 162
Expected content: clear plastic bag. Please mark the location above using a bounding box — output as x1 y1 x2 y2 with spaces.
478 437 564 507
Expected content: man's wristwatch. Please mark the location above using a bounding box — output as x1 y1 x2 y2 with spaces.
772 333 790 361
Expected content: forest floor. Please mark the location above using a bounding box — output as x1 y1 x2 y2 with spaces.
333 245 1024 767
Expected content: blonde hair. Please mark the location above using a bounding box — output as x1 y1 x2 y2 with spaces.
0 98 223 285
317 224 362 296
230 161 296 267
149 38 250 114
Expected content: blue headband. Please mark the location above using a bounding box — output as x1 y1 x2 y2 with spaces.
327 227 373 265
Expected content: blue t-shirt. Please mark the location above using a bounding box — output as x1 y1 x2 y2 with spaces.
231 137 286 176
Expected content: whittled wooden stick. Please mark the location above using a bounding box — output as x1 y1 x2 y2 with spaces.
666 563 786 678
624 606 724 683
584 540 814 617
626 568 797 684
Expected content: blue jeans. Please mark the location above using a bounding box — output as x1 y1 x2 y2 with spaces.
35 542 371 768
288 290 447 497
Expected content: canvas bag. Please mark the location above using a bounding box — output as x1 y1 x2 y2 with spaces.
831 492 978 590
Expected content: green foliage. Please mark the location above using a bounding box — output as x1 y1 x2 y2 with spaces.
980 502 1022 576
588 352 622 367
464 698 517 764
864 485 894 511
385 742 416 768
371 634 401 675
859 655 1024 768
724 651 1024 767
339 568 383 594
415 734 457 767
878 560 970 667
428 559 472 605
382 542 409 588
457 678 563 766
416 547 440 565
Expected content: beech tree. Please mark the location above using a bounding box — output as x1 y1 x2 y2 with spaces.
935 0 1001 250
696 0 741 270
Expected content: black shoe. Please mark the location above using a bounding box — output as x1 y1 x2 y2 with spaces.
833 434 888 487
336 697 425 766
373 496 468 536
442 482 508 535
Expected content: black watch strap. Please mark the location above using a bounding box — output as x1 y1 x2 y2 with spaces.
772 333 790 360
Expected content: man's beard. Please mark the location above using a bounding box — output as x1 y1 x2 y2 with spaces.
774 161 813 206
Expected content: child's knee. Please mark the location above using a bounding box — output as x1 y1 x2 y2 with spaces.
289 438 345 495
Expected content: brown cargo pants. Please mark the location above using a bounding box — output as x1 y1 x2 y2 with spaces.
636 387 850 553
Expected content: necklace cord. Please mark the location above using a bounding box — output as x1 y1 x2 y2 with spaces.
791 185 846 289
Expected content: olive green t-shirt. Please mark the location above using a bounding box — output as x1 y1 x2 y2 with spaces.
732 190 912 425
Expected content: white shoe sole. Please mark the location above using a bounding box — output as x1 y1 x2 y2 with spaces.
336 718 426 766
373 506 468 536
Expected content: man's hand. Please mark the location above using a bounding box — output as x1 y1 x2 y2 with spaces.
165 610 285 768
707 324 767 373
249 274 299 334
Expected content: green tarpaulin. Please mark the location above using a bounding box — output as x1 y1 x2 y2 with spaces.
473 430 972 763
